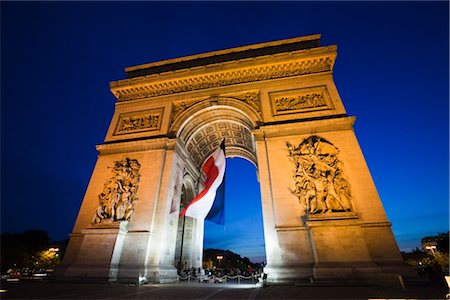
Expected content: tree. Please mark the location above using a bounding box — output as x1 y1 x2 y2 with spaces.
402 248 435 267
0 229 64 273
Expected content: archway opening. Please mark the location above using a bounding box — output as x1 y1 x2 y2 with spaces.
203 157 266 271
173 100 266 275
174 180 204 274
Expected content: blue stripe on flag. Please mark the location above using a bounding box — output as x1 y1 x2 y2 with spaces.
205 177 225 225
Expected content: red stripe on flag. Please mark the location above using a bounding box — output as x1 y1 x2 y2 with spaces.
180 155 219 217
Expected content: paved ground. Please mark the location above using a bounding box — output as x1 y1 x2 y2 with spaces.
1 280 447 300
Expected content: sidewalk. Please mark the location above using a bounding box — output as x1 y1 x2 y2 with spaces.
1 279 447 299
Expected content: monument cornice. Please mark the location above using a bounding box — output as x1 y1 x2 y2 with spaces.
110 46 336 102
253 116 356 140
96 137 175 155
274 221 392 231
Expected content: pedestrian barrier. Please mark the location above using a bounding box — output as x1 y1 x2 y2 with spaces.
177 274 261 284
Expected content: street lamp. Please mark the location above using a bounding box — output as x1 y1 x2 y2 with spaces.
426 245 437 256
216 255 223 268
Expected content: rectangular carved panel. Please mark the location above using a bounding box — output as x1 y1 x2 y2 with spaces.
270 85 333 116
114 108 164 135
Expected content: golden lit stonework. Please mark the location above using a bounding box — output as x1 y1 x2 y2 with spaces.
92 158 141 224
271 86 332 115
287 136 352 214
114 109 164 135
60 34 413 284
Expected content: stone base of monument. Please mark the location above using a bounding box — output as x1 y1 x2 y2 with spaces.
313 262 381 281
264 264 315 284
264 262 423 286
142 265 178 283
375 262 430 286
103 264 178 284
55 221 128 282
56 264 116 282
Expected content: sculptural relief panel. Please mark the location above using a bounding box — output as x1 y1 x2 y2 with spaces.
92 158 141 224
270 86 333 116
114 108 164 135
287 136 352 215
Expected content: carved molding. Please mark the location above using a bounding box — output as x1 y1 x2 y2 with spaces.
287 136 353 215
96 138 176 156
114 108 164 135
232 92 261 114
270 86 332 116
171 101 197 126
111 56 334 102
92 158 141 224
170 92 260 126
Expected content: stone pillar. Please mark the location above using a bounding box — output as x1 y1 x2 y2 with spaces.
256 136 314 282
57 139 185 283
191 218 204 269
255 118 415 283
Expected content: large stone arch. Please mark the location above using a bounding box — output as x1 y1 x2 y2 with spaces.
57 34 416 284
175 100 259 167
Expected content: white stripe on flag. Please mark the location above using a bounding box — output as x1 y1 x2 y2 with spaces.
183 146 226 220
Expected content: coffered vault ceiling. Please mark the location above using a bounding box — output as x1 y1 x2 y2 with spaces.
184 120 256 168
176 100 259 168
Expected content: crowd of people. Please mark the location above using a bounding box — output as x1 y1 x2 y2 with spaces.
178 266 264 284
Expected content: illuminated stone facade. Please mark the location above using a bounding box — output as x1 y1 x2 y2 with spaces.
58 34 414 283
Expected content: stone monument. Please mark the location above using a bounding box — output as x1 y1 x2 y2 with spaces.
57 34 415 283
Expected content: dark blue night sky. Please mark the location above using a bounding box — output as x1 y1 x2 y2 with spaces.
1 2 448 263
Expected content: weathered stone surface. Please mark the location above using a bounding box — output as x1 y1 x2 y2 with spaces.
59 34 413 284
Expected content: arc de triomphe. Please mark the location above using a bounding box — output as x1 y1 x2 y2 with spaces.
57 34 414 283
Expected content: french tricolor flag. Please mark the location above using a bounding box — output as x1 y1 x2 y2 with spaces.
180 141 226 225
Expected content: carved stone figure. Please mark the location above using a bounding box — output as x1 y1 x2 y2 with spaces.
92 158 141 224
287 136 352 214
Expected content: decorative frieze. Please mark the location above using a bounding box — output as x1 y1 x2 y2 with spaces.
111 57 334 102
114 108 164 135
92 158 141 224
287 136 353 214
270 86 332 116
170 92 260 126
274 92 325 112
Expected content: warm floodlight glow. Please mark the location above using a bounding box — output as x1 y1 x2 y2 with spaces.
138 275 147 285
